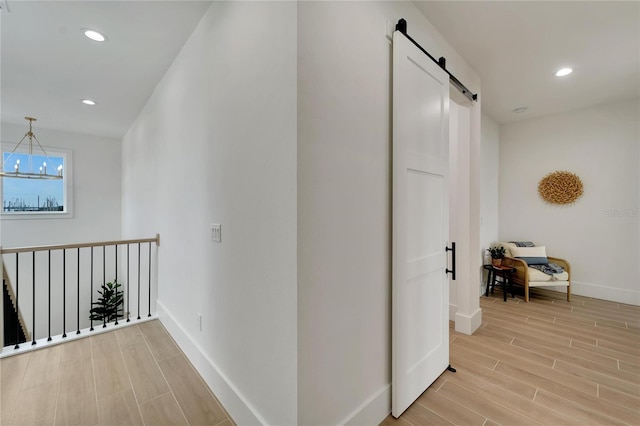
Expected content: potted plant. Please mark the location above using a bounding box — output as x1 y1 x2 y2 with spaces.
487 246 506 267
89 280 124 323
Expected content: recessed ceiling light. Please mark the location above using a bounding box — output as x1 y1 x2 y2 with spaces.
82 99 96 106
555 68 573 77
512 107 528 114
83 29 107 42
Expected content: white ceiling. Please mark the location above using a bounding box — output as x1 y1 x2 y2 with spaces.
1 1 212 139
414 1 640 123
2 1 638 139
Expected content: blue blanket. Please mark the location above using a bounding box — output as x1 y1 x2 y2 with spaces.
530 263 565 275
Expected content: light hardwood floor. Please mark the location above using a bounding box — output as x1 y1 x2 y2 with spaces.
3 290 638 426
382 288 640 426
0 320 235 426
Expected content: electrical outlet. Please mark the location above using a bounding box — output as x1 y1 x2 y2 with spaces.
211 224 221 242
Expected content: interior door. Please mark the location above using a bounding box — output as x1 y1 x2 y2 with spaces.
392 30 450 417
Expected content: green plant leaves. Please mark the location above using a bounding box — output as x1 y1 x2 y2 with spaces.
89 280 124 322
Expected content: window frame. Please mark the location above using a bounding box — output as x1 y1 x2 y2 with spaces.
1 144 73 220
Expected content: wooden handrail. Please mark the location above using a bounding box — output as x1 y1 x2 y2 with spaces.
0 234 160 255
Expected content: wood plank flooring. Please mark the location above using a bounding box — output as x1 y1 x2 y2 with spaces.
3 290 638 426
382 289 640 426
0 320 234 426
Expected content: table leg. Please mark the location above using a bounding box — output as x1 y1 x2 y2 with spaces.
485 269 492 297
510 274 515 298
502 271 507 302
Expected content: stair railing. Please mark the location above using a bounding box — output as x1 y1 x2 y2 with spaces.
1 234 159 355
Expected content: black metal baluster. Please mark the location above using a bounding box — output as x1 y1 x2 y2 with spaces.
48 250 52 341
114 245 119 326
148 242 152 317
90 247 94 331
137 243 141 320
103 246 106 328
127 244 130 322
77 247 81 334
62 249 67 338
32 251 36 345
15 253 19 349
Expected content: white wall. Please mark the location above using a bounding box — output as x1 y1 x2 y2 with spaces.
480 113 500 291
450 102 473 318
1 123 121 247
448 101 483 334
449 105 460 318
500 99 640 305
297 2 481 424
121 2 297 425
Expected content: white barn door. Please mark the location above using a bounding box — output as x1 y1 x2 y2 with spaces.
392 30 450 417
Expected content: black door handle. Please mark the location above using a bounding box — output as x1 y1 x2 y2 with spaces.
446 242 456 280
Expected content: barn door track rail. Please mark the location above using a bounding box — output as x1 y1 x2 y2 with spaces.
395 19 478 103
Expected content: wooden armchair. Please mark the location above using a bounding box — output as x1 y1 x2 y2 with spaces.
498 242 571 303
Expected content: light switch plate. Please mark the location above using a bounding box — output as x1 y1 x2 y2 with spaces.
211 224 221 242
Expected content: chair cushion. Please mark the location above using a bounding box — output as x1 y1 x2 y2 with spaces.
528 267 569 282
510 246 548 265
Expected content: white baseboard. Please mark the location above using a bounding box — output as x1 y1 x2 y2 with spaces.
569 281 640 306
454 307 482 335
449 303 457 322
156 301 264 425
341 384 391 426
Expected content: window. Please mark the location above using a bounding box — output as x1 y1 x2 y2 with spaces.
2 148 72 218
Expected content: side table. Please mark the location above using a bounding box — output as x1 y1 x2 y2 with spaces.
483 264 516 302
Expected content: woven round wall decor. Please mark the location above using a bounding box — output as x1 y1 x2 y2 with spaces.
538 171 583 205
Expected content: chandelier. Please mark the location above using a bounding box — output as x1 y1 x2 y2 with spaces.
1 117 63 180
